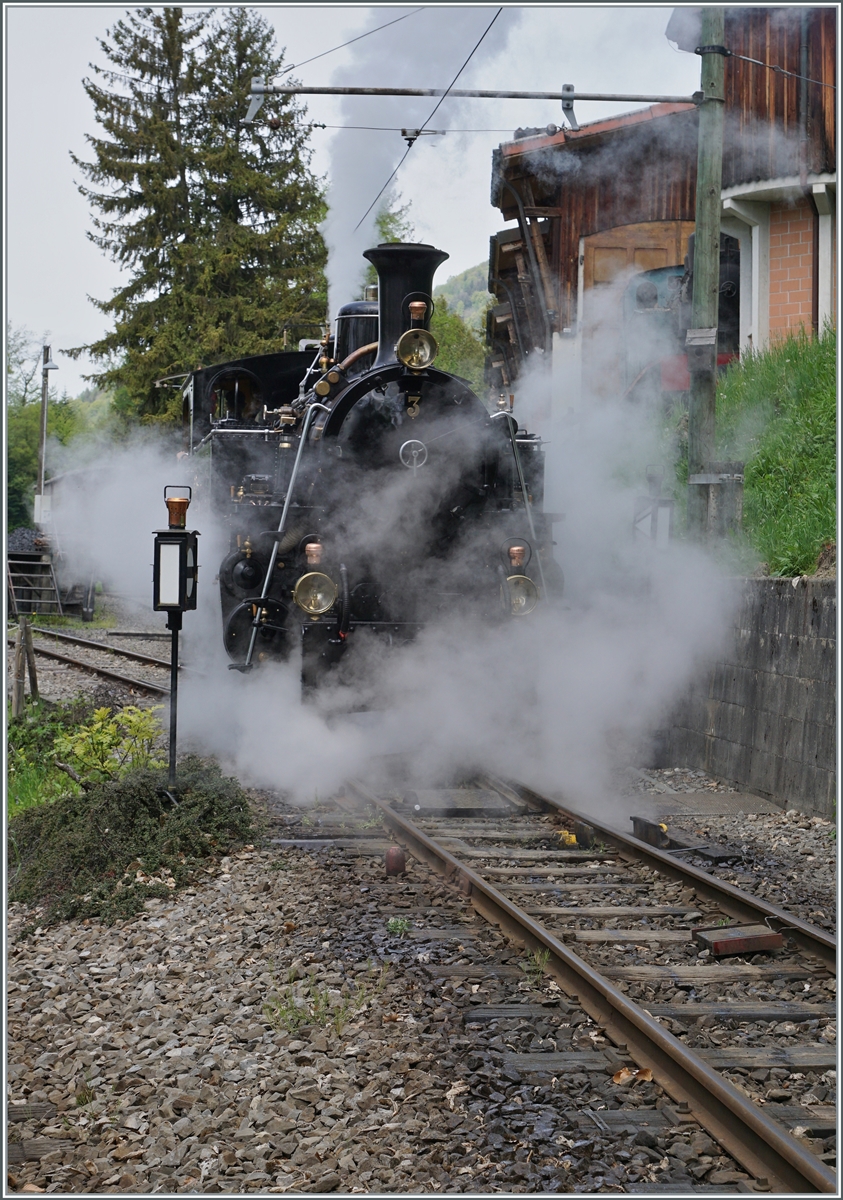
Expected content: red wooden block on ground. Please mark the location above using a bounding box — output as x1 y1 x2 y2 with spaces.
693 924 784 956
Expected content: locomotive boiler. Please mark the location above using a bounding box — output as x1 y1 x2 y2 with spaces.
182 242 559 690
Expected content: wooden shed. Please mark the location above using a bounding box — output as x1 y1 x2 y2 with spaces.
488 6 836 408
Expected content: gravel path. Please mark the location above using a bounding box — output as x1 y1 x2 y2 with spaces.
10 821 657 1196
8 781 837 1195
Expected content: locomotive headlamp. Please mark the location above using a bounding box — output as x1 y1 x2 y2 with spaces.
503 574 539 616
293 571 338 615
396 328 438 370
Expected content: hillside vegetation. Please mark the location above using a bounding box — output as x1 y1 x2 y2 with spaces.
434 262 495 335
715 325 836 576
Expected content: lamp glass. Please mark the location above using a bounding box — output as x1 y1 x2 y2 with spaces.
158 542 182 606
186 546 195 598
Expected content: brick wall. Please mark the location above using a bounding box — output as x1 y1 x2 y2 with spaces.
663 578 836 816
768 199 815 335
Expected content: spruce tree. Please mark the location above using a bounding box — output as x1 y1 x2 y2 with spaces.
188 7 327 373
69 7 326 421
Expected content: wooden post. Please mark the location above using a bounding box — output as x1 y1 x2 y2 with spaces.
522 181 558 331
12 623 25 717
687 9 726 538
21 616 39 701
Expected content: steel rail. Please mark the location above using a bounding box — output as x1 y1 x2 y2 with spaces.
7 637 169 696
481 774 837 970
347 777 837 1194
29 626 171 670
253 84 700 105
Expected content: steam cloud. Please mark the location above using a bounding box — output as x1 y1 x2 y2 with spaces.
45 357 735 823
319 6 521 322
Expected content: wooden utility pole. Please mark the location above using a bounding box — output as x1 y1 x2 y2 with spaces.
22 617 39 701
11 623 25 717
687 8 727 538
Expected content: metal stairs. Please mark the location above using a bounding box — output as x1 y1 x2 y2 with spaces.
7 551 63 616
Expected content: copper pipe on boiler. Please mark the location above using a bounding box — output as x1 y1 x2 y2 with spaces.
337 341 379 372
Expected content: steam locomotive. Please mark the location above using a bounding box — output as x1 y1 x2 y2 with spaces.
182 243 558 690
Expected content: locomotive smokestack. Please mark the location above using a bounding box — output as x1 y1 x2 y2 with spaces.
363 242 449 369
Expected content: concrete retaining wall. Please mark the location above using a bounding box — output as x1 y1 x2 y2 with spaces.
664 577 836 816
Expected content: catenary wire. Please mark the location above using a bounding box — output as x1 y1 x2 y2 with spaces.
354 7 503 231
278 8 426 76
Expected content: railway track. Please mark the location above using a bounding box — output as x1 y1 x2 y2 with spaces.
278 776 836 1193
6 626 172 696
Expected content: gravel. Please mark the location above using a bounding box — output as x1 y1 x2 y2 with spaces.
7 657 836 1193
5 789 759 1196
628 767 836 934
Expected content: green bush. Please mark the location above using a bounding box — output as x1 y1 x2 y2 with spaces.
8 757 254 928
7 697 98 816
54 704 165 783
715 325 836 576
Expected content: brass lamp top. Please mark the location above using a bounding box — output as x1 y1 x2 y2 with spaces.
166 496 190 528
408 300 428 323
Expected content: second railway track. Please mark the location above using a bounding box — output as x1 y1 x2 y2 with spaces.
285 774 837 1193
7 625 174 696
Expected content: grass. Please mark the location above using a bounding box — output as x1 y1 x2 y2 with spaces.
263 961 390 1036
714 325 836 576
661 325 835 575
523 946 551 987
7 758 71 817
386 916 411 937
15 609 117 631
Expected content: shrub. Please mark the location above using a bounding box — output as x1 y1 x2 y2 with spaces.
8 757 254 927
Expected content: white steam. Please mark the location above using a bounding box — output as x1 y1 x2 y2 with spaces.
45 384 735 824
319 6 521 321
42 10 740 822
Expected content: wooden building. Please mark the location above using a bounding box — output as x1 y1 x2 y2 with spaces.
487 6 836 408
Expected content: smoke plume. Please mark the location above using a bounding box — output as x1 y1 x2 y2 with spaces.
319 6 520 322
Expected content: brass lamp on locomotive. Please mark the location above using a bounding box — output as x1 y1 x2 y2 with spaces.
182 243 559 689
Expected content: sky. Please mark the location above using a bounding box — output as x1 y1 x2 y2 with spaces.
4 4 701 397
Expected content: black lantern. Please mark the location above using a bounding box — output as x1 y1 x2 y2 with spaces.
153 486 199 792
153 487 199 620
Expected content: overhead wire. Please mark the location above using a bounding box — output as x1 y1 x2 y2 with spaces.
278 9 426 76
725 50 836 89
668 37 835 90
85 11 426 96
353 7 504 232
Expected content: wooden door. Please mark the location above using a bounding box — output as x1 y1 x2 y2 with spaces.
581 221 694 401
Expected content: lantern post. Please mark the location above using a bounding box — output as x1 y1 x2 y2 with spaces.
152 486 199 791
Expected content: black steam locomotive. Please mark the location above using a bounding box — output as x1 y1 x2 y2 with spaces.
182 243 558 689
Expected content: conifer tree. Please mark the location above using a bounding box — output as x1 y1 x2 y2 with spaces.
69 7 327 420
